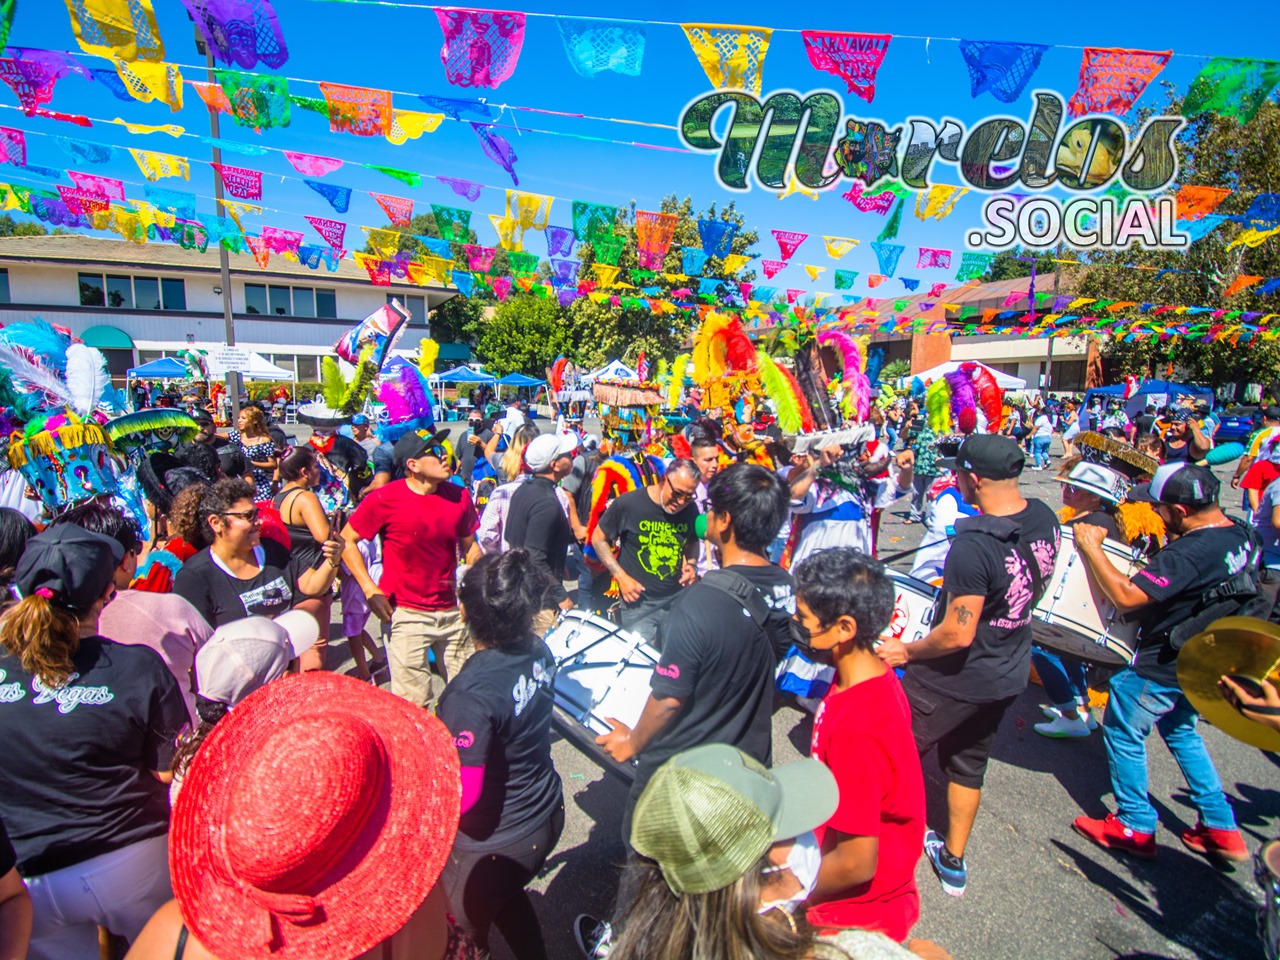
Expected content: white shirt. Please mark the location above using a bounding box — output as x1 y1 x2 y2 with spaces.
1034 414 1054 438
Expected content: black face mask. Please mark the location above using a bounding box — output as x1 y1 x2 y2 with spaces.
790 617 834 665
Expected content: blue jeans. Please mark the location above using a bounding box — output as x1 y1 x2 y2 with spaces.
1032 645 1088 707
1031 435 1051 468
1102 668 1236 835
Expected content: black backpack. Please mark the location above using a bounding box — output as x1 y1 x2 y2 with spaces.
1169 521 1273 652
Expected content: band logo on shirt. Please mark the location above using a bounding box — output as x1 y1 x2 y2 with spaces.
512 658 552 717
454 731 475 749
655 663 680 680
0 669 24 703
31 674 114 713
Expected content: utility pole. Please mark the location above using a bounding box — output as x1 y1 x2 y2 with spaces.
196 28 241 423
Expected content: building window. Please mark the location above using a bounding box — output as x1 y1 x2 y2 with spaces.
268 286 291 317
244 283 267 315
0 268 9 304
272 355 296 374
139 350 164 363
389 293 426 325
135 277 161 310
243 284 335 318
79 273 105 306
293 287 315 318
315 289 336 319
161 278 186 311
296 355 318 380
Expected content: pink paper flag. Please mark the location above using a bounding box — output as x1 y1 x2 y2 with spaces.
283 151 343 177
928 282 948 298
464 244 497 273
916 247 952 270
492 276 513 301
841 181 897 214
305 215 346 252
261 226 304 254
57 186 109 218
244 235 270 269
800 31 891 102
772 229 808 260
1066 48 1171 117
762 259 786 279
786 289 803 304
371 192 414 228
68 171 124 201
0 126 25 165
1002 290 1030 307
435 8 526 89
213 163 263 201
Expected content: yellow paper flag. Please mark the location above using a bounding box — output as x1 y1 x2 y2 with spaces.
387 110 444 145
915 184 969 221
64 0 165 62
593 264 621 287
1226 225 1280 250
361 226 400 259
804 265 826 281
112 118 184 137
114 61 183 112
490 214 523 252
721 254 751 275
664 273 689 283
823 236 859 259
220 200 260 232
129 148 189 182
777 172 819 200
682 23 772 96
506 190 553 232
129 200 175 231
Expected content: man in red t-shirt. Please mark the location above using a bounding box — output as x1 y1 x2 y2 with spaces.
341 429 478 709
792 547 926 943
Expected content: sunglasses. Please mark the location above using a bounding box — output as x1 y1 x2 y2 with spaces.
665 484 697 504
220 508 260 524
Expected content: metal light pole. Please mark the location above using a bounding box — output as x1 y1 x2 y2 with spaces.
196 29 241 423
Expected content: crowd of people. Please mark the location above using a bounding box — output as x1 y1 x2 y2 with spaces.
0 370 1278 960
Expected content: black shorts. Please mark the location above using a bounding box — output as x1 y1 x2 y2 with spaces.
902 672 1016 790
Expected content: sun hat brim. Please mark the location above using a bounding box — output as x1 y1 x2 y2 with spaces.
170 673 461 960
769 756 840 842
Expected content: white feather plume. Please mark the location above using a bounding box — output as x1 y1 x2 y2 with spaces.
65 344 110 417
0 343 74 409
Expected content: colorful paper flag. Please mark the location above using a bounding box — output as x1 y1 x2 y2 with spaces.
372 193 414 227
305 214 345 252
957 40 1049 103
681 23 772 96
772 229 807 260
1066 48 1171 117
800 31 890 102
556 18 645 78
436 8 526 89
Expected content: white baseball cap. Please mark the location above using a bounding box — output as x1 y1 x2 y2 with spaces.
195 610 320 707
523 432 579 473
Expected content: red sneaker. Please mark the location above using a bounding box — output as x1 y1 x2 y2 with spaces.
1073 813 1157 860
1180 823 1250 863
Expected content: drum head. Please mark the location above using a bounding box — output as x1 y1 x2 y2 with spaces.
1032 621 1132 666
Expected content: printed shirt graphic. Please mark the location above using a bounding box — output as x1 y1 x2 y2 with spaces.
0 637 188 876
174 540 306 626
1129 522 1260 686
437 642 561 846
598 487 699 599
909 500 1061 704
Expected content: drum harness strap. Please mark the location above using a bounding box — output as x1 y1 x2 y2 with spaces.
699 569 791 655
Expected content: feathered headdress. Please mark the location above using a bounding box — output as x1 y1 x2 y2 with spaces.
961 362 1004 432
943 370 978 435
757 351 815 434
668 353 690 410
692 313 757 383
817 329 871 422
925 377 952 433
321 348 379 416
376 363 436 443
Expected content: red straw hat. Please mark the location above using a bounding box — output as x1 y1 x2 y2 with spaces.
170 672 461 960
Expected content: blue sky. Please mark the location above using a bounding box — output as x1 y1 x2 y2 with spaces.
4 0 1277 298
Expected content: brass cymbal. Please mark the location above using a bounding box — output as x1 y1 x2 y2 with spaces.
1178 616 1280 752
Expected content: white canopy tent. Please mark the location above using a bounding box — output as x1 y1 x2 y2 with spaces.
243 352 297 382
910 361 1027 390
584 359 638 382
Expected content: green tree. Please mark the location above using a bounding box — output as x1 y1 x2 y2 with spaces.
1083 93 1280 396
475 295 572 376
0 214 47 237
981 246 1059 282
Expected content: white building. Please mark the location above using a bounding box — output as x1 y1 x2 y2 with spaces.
0 235 466 381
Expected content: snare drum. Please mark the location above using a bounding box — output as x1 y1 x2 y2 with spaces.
885 571 941 645
543 610 660 780
1032 527 1143 666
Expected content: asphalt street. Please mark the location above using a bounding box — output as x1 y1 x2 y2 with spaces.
306 422 1279 960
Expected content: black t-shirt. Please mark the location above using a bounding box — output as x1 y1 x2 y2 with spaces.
1135 414 1156 436
174 539 311 626
437 642 561 847
0 637 187 876
0 817 14 876
598 488 699 600
639 567 779 783
1130 523 1259 686
717 563 798 662
506 477 574 605
910 500 1061 703
459 428 493 485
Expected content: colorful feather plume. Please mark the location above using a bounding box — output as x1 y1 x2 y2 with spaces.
321 356 346 410
378 364 434 424
549 356 569 394
693 313 757 383
416 339 439 378
65 343 110 418
817 329 864 380
0 319 70 374
757 351 809 434
339 347 379 414
668 353 690 410
925 377 952 433
0 343 74 409
962 362 1004 433
944 370 977 435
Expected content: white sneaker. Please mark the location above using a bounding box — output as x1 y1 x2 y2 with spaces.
1034 714 1092 738
1040 704 1064 720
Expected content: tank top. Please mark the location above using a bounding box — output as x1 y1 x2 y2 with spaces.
273 487 322 570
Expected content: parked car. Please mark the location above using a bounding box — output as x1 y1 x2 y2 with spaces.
1215 406 1261 443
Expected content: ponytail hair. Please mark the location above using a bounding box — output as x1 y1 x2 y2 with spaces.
171 695 230 784
0 592 81 688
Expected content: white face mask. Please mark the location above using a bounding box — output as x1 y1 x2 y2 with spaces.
758 830 822 914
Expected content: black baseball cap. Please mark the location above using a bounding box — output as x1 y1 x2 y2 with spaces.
16 525 123 612
1263 405 1280 422
938 433 1025 480
1127 462 1219 507
392 428 450 470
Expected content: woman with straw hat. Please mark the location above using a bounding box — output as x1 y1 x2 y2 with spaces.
125 672 481 960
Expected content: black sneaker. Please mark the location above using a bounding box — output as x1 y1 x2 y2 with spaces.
574 915 612 959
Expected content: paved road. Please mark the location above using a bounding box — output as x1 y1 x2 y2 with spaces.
309 427 1279 960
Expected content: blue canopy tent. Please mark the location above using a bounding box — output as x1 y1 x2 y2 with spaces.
497 373 545 387
127 357 187 379
1082 380 1213 430
427 365 498 417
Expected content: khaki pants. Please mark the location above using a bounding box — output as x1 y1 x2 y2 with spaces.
388 606 472 710
531 607 560 638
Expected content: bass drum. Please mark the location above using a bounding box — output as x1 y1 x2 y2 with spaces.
885 570 941 645
1033 527 1143 667
544 610 659 781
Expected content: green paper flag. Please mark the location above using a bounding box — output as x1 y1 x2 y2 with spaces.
877 200 903 242
507 251 539 277
1183 57 1280 125
366 164 422 188
959 305 978 320
290 95 329 116
431 204 472 243
834 270 858 290
593 234 626 266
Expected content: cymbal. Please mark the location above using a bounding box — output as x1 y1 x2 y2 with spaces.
1178 616 1280 752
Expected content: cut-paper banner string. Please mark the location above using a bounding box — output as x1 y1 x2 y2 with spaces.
877 201 903 242
917 247 952 269
0 57 60 116
387 110 443 145
545 224 575 258
261 226 303 254
283 151 341 177
217 70 288 130
372 193 413 227
432 204 472 243
305 215 345 252
635 210 678 270
464 244 497 273
416 236 453 259
841 180 899 215
492 276 513 300
834 270 858 290
420 94 498 122
1178 215 1226 243
777 174 820 201
178 0 289 70
928 282 948 298
91 66 133 101
683 248 708 276
762 259 785 279
489 214 521 250
364 164 421 188
129 148 188 181
219 199 259 232
439 176 483 202
507 189 552 231
112 118 183 137
0 1 14 55
871 242 904 277
867 274 887 288
213 163 261 201
1227 225 1280 250
435 8 526 89
114 60 183 112
1224 275 1262 297
682 23 772 97
362 227 399 259
900 278 920 292
957 39 1049 104
56 136 112 164
304 179 351 214
1066 48 1170 117
592 264 620 288
191 78 232 114
0 125 23 165
64 0 165 63
955 251 994 281
804 265 825 281
471 122 519 185
244 234 270 269
556 18 645 78
593 234 624 265
916 184 969 221
144 187 195 219
297 243 340 271
68 171 124 200
698 219 736 258
800 31 890 102
722 254 752 274
823 236 858 259
1245 194 1280 224
1174 185 1231 221
572 201 617 242
1182 57 1280 126
772 229 807 260
320 82 392 137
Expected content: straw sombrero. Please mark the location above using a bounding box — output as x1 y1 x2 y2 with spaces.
170 673 461 960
